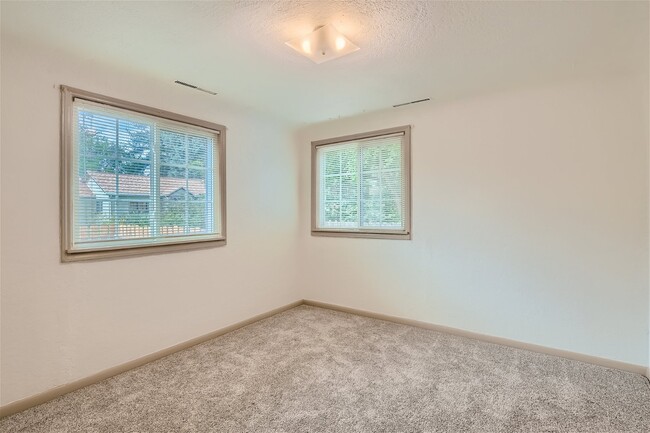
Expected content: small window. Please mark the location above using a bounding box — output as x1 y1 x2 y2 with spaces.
312 125 411 239
129 202 149 214
61 86 226 261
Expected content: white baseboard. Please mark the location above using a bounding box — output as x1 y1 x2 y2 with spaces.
303 299 648 377
0 300 303 419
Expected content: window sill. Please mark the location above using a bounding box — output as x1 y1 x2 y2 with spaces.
62 238 226 262
311 230 411 240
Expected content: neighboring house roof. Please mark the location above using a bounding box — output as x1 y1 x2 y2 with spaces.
79 180 95 198
160 176 205 197
79 171 206 198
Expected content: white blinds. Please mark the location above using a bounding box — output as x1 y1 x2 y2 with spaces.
71 98 220 251
316 132 406 231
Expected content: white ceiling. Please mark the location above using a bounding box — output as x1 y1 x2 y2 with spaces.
2 1 648 124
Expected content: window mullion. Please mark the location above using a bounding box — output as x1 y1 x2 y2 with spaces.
338 152 342 224
114 118 120 239
152 125 161 237
320 152 325 227
206 137 214 233
357 144 362 229
379 147 384 227
184 133 189 234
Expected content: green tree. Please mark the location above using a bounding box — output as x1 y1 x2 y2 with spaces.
78 112 151 176
159 130 208 178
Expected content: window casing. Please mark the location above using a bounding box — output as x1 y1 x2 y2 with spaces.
61 86 226 261
311 125 411 239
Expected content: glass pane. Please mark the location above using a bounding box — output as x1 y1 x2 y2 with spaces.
78 111 118 177
188 201 210 233
117 160 150 177
188 166 205 178
323 151 341 176
341 174 357 201
361 201 381 227
382 144 401 169
74 108 156 244
158 129 212 237
160 168 188 201
362 146 381 171
324 176 341 201
323 202 340 224
341 148 357 174
80 132 115 160
382 171 401 200
123 200 150 226
114 165 152 196
188 168 207 200
160 130 187 166
117 119 151 161
160 199 185 232
361 173 380 201
76 199 153 242
188 135 209 168
381 200 402 226
76 171 154 242
340 202 358 224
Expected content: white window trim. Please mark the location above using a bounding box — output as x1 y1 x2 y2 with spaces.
311 125 412 240
60 85 227 262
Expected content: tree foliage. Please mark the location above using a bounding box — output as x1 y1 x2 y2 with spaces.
78 113 151 176
79 112 209 182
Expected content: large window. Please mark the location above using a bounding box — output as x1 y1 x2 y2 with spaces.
61 86 226 261
312 126 411 239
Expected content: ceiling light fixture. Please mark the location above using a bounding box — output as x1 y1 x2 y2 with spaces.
286 24 359 64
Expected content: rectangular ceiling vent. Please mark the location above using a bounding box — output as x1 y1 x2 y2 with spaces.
174 80 218 96
392 98 430 108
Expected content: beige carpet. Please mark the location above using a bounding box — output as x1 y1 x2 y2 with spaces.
1 305 649 432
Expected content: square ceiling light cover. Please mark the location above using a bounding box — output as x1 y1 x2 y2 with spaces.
286 24 360 64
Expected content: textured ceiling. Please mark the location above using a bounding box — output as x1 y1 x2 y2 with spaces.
2 1 648 124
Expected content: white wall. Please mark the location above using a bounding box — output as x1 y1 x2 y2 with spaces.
297 72 650 367
0 36 301 405
2 34 649 409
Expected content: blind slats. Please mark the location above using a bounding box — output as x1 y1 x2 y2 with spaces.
316 133 407 231
71 99 220 251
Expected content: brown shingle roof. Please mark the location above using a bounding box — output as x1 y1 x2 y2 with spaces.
78 179 94 198
84 171 206 197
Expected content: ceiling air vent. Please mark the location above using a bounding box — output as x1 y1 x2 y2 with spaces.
392 98 430 108
174 80 218 96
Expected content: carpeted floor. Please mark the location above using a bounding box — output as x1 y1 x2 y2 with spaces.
1 305 649 432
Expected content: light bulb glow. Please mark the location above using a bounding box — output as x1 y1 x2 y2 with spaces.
286 24 359 64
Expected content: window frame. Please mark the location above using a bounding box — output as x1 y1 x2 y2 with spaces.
311 125 412 240
60 85 227 262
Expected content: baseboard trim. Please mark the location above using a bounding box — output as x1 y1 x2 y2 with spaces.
0 300 303 419
303 299 648 376
2 298 647 418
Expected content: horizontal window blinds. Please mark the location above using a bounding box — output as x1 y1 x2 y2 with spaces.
70 98 220 251
316 132 407 232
